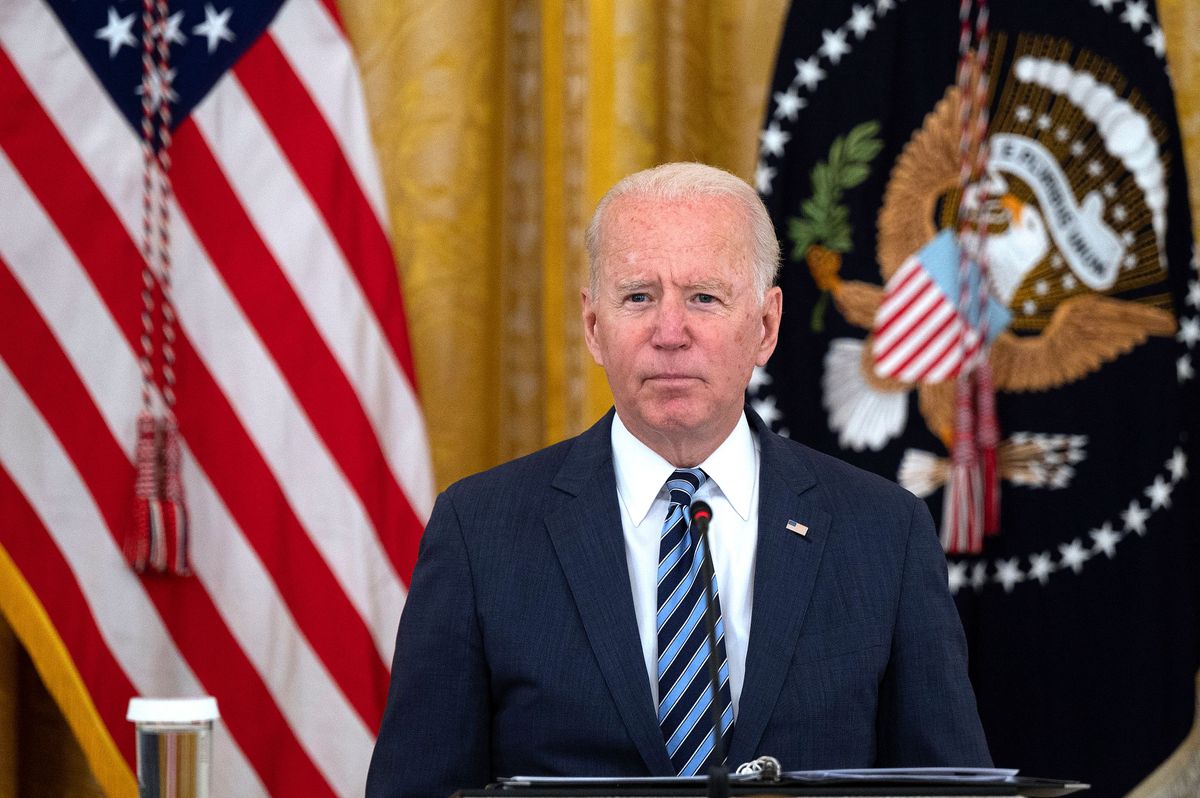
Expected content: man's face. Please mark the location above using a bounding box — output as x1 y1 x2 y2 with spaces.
582 194 782 460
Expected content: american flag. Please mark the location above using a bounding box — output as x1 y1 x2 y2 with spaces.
871 230 1010 384
0 0 432 795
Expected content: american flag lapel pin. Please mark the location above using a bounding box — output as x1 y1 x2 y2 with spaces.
786 519 809 537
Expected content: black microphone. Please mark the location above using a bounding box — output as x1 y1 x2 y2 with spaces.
688 500 729 798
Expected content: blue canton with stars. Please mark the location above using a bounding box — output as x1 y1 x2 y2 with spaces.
48 0 286 134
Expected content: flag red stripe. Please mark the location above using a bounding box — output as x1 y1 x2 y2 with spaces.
235 32 417 389
873 296 949 365
0 54 387 731
891 311 960 381
170 119 422 586
0 257 335 796
0 462 138 767
873 262 925 327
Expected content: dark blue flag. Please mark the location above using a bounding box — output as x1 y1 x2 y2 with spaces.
753 1 1200 794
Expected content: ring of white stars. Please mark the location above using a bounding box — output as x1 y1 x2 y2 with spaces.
757 0 903 194
947 445 1190 595
1090 0 1167 61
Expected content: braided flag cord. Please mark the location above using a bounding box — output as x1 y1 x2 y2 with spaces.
128 0 189 575
944 0 1000 554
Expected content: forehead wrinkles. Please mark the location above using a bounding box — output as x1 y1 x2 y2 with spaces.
598 205 753 280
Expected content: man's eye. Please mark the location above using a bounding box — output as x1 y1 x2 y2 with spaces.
695 293 716 304
627 293 650 303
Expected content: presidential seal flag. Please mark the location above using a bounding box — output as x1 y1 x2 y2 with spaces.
754 1 1200 795
0 0 433 794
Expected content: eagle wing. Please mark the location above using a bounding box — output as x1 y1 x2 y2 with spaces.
990 295 1176 392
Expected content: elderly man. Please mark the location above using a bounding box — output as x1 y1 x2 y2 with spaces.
366 163 991 798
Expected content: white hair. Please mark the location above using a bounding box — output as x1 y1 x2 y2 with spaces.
584 162 781 300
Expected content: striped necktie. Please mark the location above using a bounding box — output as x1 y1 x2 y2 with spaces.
655 468 734 776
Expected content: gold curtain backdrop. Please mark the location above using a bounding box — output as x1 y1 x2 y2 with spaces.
2 0 1199 794
339 0 790 487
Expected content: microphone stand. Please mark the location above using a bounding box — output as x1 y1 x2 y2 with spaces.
690 502 729 798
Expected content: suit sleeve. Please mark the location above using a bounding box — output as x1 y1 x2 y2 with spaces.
366 488 492 798
874 494 993 766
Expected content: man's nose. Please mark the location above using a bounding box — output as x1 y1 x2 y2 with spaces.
651 298 690 348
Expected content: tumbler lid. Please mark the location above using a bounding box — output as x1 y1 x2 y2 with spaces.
127 697 220 723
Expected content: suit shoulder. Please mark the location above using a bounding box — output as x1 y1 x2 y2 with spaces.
442 436 577 506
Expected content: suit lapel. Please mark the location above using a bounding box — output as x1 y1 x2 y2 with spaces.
728 414 832 766
544 412 676 776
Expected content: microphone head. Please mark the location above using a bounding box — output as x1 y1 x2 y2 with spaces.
689 500 713 525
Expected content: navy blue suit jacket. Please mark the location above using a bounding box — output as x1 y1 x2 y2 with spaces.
366 409 990 797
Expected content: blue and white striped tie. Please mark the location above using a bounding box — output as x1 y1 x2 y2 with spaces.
655 468 734 776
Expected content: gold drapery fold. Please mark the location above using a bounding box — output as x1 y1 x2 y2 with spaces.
343 0 789 487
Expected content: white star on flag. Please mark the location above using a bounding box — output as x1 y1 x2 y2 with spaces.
970 562 989 591
1166 448 1188 483
1028 552 1055 585
819 29 851 64
1177 317 1200 348
748 365 773 393
751 394 783 427
1178 354 1195 383
1186 280 1200 309
164 11 189 46
1121 0 1150 32
1144 475 1173 509
1121 500 1150 535
759 122 791 158
994 557 1025 592
135 64 179 111
95 7 136 59
194 3 236 54
848 5 875 38
773 88 806 121
755 161 776 195
1091 0 1116 10
794 56 826 91
947 560 968 594
1089 523 1122 559
1145 25 1166 58
1058 539 1091 574
875 0 896 15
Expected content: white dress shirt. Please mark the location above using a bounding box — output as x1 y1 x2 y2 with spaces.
611 411 760 719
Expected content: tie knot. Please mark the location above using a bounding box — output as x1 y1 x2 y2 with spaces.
665 468 706 505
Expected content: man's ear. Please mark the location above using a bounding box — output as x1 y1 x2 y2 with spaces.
582 289 604 366
755 286 783 367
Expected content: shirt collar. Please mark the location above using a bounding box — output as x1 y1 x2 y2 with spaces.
611 410 758 527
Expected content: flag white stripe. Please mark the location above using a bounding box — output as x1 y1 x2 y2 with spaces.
194 73 433 522
168 202 405 661
1 149 370 796
6 14 406 661
0 1 145 228
874 292 951 371
269 0 391 231
0 360 265 798
926 330 979 384
874 274 939 352
873 259 926 327
0 150 141 448
183 444 373 798
896 315 964 383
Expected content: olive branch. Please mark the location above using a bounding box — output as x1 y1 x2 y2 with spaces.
785 120 883 331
